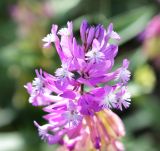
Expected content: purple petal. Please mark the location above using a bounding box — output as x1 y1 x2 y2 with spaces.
80 20 88 43
60 90 76 99
87 27 95 47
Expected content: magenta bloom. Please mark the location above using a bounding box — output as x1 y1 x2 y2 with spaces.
25 20 131 150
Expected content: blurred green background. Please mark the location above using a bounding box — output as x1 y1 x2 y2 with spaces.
0 0 160 151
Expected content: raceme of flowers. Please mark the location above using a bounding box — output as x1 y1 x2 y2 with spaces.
25 20 131 151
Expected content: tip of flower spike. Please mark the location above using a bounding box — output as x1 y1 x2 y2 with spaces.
67 21 73 29
81 19 88 24
58 21 73 36
35 68 42 77
24 82 32 94
108 23 113 31
51 24 58 34
107 23 121 40
80 19 88 43
34 121 40 127
123 59 130 68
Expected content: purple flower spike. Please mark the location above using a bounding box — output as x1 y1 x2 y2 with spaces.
25 20 131 150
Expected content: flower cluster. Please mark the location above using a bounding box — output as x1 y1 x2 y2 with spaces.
25 20 131 151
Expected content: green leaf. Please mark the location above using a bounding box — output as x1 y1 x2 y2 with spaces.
112 6 155 45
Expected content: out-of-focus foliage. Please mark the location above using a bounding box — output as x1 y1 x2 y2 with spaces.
0 0 160 151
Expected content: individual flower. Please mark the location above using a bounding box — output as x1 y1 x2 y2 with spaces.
34 121 64 145
116 86 131 111
58 21 73 37
115 59 131 85
42 24 58 48
85 39 105 63
25 20 131 150
24 69 52 106
99 86 117 109
42 33 56 48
